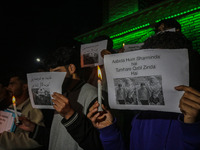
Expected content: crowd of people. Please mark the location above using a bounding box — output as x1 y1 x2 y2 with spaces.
0 18 200 150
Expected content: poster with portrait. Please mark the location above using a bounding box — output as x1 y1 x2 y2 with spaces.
27 72 66 109
80 40 108 68
104 49 189 113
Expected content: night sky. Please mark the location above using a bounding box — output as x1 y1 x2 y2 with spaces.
1 1 103 80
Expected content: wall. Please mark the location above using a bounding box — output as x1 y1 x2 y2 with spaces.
75 0 200 53
102 0 139 24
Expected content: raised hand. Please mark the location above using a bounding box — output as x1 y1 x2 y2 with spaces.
101 49 111 58
87 101 113 129
50 66 67 72
52 92 74 119
17 116 35 132
175 85 200 123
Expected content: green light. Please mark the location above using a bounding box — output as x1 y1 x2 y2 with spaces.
75 6 200 52
110 23 150 38
112 28 154 49
108 2 139 23
154 6 200 27
110 7 200 51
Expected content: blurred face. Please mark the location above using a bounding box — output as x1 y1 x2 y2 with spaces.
149 77 160 87
118 84 122 89
158 23 165 32
7 77 24 98
126 79 132 87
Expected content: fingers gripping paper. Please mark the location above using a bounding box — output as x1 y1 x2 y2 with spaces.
27 72 66 109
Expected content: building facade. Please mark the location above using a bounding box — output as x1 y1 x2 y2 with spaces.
74 0 200 52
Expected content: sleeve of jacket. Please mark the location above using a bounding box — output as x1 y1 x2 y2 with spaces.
98 118 127 150
29 109 54 150
62 111 104 150
178 114 200 150
29 124 50 150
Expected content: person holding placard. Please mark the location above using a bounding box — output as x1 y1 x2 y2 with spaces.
154 18 181 34
17 46 105 150
87 35 116 92
0 72 44 150
87 31 200 150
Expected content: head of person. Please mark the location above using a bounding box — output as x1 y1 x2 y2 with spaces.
0 77 8 95
44 46 81 80
0 83 9 102
149 76 160 85
7 72 28 104
125 78 133 87
92 35 115 54
140 83 145 88
141 31 192 50
154 18 181 34
118 83 122 89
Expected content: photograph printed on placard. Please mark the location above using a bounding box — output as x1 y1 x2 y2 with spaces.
114 75 165 105
31 87 52 105
83 51 98 65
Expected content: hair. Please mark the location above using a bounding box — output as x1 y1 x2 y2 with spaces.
92 35 115 53
8 71 28 84
141 31 193 51
43 46 81 75
154 18 181 33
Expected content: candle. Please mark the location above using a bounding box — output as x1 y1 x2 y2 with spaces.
12 96 20 124
97 65 103 111
123 43 125 48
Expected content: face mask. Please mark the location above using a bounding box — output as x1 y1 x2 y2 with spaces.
65 65 72 78
62 65 73 92
62 77 72 92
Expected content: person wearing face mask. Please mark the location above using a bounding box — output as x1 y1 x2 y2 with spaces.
87 31 200 150
18 46 104 150
154 18 182 34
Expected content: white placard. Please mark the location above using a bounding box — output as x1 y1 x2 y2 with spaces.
81 40 108 68
5 109 21 132
157 28 176 34
27 72 66 109
104 49 189 113
0 111 14 133
124 43 144 52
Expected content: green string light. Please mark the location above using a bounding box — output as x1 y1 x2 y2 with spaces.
110 6 200 39
110 23 150 38
156 6 200 23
